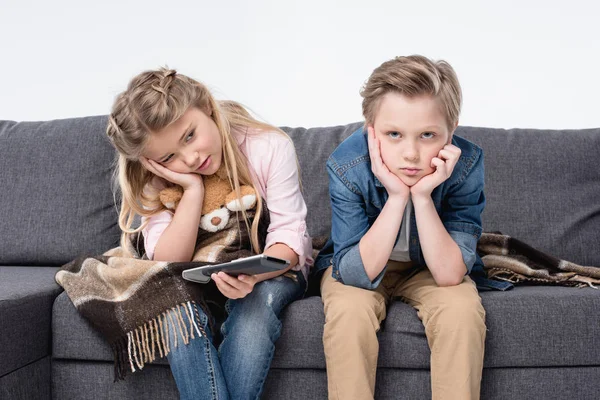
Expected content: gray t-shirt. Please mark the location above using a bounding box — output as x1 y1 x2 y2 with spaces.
389 197 412 262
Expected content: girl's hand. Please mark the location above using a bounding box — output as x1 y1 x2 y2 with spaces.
367 127 410 199
140 157 203 192
211 272 258 299
410 144 461 199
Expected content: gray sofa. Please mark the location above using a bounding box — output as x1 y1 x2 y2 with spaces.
1 116 599 400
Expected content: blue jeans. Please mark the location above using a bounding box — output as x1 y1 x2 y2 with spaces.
167 271 306 400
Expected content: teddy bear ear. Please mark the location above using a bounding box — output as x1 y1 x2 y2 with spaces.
225 185 257 211
159 186 184 210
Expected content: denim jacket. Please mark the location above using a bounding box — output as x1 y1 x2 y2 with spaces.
314 127 512 291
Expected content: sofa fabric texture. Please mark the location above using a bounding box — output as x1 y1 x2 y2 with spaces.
0 117 119 266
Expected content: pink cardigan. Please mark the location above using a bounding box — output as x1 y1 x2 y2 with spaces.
142 128 313 279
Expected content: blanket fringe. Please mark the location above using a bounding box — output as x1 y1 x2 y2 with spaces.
111 336 128 381
487 268 599 289
111 301 208 381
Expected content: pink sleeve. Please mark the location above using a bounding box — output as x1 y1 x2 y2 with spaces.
141 211 172 260
263 139 313 268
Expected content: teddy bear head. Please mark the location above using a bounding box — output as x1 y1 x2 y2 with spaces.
158 164 257 232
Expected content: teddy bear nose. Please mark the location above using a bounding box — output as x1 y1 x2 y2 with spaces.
211 217 221 226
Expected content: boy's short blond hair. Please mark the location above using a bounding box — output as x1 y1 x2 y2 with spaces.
360 55 462 130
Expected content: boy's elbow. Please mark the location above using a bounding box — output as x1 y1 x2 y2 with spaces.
435 275 463 287
432 265 466 287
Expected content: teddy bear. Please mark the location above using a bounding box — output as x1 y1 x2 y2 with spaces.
158 164 257 233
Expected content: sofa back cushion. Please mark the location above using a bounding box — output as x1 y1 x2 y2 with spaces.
458 126 600 267
286 124 600 267
2 117 598 268
0 116 120 265
283 122 363 241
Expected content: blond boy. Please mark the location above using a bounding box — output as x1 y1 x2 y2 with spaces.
315 55 486 400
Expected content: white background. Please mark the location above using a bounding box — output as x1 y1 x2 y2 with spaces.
1 0 598 129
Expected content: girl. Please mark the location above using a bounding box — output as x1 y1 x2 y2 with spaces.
106 68 312 400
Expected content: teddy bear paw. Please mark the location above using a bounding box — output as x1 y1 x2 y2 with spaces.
226 194 257 212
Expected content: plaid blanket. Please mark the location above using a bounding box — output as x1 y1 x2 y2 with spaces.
55 205 267 380
477 232 600 288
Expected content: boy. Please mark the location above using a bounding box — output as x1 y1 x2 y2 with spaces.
315 55 486 400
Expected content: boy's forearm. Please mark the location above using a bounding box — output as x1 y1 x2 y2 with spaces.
359 195 408 281
153 187 204 262
412 195 466 286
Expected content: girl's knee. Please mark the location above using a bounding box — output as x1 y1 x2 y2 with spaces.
221 303 281 345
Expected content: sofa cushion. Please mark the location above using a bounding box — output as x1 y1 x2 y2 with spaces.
0 266 62 376
0 117 120 265
379 286 600 368
276 287 600 369
53 286 600 369
457 126 600 267
53 292 132 363
282 122 363 239
50 360 600 400
0 357 51 400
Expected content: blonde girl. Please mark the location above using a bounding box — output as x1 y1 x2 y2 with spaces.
107 68 312 400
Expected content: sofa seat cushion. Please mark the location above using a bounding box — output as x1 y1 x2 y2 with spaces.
378 285 600 368
275 287 600 369
0 267 62 376
53 285 600 369
52 291 170 365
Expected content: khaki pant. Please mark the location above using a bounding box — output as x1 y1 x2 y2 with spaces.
321 261 486 400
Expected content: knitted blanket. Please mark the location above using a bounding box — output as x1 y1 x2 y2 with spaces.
55 205 268 380
477 232 600 288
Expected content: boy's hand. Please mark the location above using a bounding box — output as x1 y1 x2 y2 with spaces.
411 144 461 199
140 157 203 192
367 127 410 199
211 272 258 299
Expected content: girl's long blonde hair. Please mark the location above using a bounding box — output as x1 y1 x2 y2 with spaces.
106 67 286 254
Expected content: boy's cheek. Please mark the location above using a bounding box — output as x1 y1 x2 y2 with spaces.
421 167 437 180
379 152 394 169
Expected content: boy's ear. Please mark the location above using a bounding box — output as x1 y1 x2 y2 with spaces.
448 121 459 144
